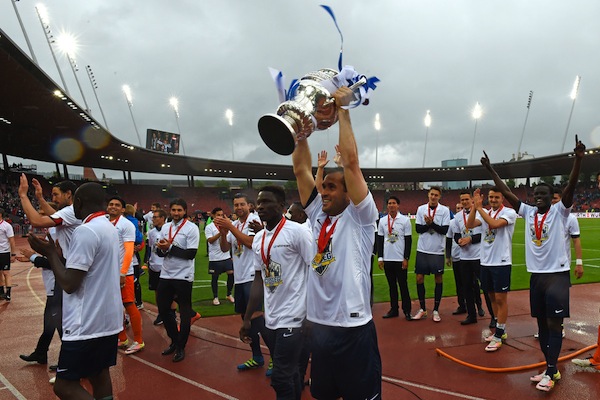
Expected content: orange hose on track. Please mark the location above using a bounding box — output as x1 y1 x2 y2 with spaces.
435 344 598 373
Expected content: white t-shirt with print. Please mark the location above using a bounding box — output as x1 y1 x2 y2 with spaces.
305 191 378 328
49 205 82 260
476 206 517 267
252 219 314 329
0 219 14 253
377 213 411 262
205 222 231 262
227 214 261 284
415 203 450 255
452 209 482 261
159 219 200 282
147 227 164 273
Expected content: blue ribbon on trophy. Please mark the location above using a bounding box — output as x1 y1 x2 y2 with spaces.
259 5 380 155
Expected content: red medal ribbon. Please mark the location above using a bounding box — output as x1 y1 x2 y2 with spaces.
534 210 549 242
83 211 107 224
462 210 469 229
489 205 504 220
110 215 121 226
427 205 437 220
168 219 187 243
387 214 396 235
261 217 286 267
317 216 339 254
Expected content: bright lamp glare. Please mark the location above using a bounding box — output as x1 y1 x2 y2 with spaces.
472 102 482 119
570 76 581 100
424 110 432 127
374 113 381 131
225 109 234 126
169 97 179 111
122 85 132 104
36 3 49 25
56 32 78 58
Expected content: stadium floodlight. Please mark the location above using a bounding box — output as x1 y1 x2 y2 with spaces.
374 113 381 168
35 3 69 94
469 102 482 164
562 76 581 153
422 110 431 168
517 91 534 158
226 109 234 159
85 65 109 129
170 97 186 155
121 85 142 146
56 32 90 113
11 0 38 63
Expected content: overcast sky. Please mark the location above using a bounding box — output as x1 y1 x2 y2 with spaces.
2 0 600 179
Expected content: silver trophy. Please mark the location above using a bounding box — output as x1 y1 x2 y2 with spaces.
258 68 366 155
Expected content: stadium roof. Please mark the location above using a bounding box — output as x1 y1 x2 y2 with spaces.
1 28 599 184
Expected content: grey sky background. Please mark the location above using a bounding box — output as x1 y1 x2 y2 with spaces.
2 0 600 180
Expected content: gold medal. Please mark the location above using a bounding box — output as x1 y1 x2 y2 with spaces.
313 253 323 264
534 239 542 246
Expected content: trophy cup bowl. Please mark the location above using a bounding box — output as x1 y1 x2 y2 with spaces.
258 68 340 156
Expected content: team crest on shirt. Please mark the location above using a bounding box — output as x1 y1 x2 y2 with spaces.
264 260 282 292
484 228 496 243
387 231 399 243
234 242 243 257
529 222 549 246
312 243 335 276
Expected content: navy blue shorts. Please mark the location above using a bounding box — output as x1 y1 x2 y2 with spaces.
0 252 11 270
414 252 444 275
208 259 233 275
234 281 260 315
480 265 512 293
309 320 381 400
57 334 118 381
530 271 571 318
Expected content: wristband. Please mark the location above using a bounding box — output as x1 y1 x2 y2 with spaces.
377 257 383 262
576 259 583 266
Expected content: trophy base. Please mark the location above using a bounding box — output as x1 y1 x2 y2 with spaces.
258 114 297 156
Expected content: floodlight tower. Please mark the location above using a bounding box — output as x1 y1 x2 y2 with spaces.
226 109 234 160
422 110 432 168
85 65 109 128
374 113 381 168
517 91 534 157
469 102 482 165
561 76 581 153
35 3 69 93
11 0 38 63
122 85 143 146
56 33 90 112
169 97 186 155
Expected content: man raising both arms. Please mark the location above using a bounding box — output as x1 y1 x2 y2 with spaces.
292 86 381 399
480 136 585 392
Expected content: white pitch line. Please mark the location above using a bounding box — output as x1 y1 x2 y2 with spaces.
26 266 45 306
383 376 487 400
129 355 239 400
0 372 27 400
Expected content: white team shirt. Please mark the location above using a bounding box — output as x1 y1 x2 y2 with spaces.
415 203 451 255
147 226 164 273
205 222 231 262
563 214 580 265
111 215 136 276
143 210 154 231
62 214 122 341
252 219 314 329
305 191 378 327
452 209 482 261
159 219 200 282
446 218 461 262
377 213 411 262
0 219 14 252
227 214 261 284
519 201 570 273
49 205 82 260
476 206 517 267
41 226 57 296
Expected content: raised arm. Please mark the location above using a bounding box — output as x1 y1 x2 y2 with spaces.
31 178 56 216
292 139 316 206
18 174 57 228
561 136 585 208
314 150 330 194
480 151 520 210
334 87 368 205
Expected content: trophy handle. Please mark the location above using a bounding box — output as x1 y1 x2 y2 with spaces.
322 76 368 108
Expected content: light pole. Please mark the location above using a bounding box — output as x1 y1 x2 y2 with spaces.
85 65 109 129
374 113 381 168
561 75 581 153
11 0 38 63
517 91 533 158
122 85 143 146
56 33 91 113
422 110 432 168
469 102 482 165
169 97 186 155
226 109 234 160
35 3 69 94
